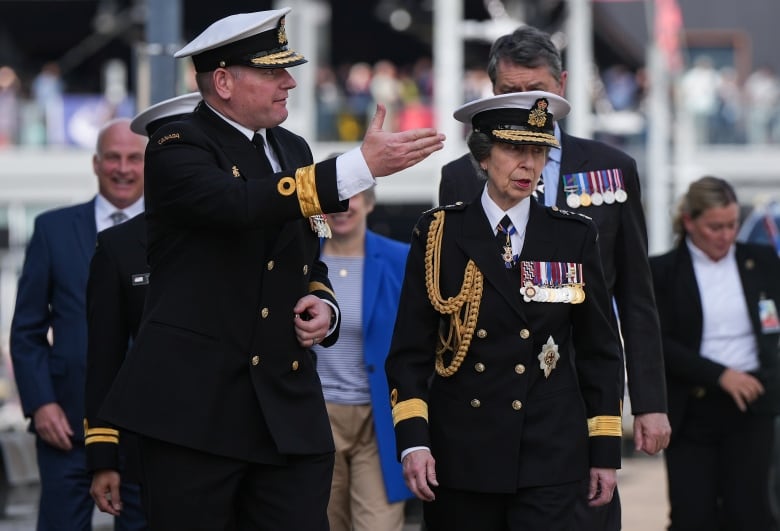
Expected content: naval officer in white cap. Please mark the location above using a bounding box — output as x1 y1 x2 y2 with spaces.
98 7 444 530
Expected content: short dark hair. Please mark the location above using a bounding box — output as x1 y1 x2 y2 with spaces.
486 26 563 87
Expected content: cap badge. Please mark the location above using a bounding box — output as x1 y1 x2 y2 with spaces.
277 16 288 45
232 165 241 178
527 98 549 128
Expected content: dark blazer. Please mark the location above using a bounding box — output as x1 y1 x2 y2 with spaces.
101 103 345 463
439 132 667 415
84 213 147 482
386 199 623 493
10 199 97 440
649 242 780 436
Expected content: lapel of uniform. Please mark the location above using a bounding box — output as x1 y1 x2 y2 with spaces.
362 231 382 335
457 202 524 317
517 200 558 269
556 132 589 207
735 243 762 336
197 105 260 181
76 199 97 267
266 128 301 254
675 244 705 344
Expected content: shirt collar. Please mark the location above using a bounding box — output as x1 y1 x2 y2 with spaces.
204 100 265 142
548 123 562 164
685 237 736 264
480 188 531 236
95 194 144 220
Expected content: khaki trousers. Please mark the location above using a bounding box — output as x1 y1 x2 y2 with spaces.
326 402 406 531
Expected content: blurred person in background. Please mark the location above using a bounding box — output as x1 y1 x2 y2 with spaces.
650 176 780 531
312 184 412 531
10 117 146 530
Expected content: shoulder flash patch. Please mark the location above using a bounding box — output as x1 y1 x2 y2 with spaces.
157 132 181 145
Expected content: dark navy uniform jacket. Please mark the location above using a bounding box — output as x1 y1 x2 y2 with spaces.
386 199 623 493
84 214 147 482
101 103 344 463
440 131 667 416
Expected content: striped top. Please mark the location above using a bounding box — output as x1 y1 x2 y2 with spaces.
314 255 370 404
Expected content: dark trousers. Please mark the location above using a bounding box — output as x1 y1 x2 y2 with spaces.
36 439 93 531
139 436 334 531
36 438 147 531
115 481 147 531
422 481 580 531
665 390 775 531
572 481 622 531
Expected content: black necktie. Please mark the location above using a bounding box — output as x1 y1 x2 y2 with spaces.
496 215 516 269
110 211 128 226
252 133 274 174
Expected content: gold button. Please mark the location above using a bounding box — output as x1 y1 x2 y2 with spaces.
515 364 525 374
470 399 481 408
519 329 530 339
267 260 275 271
476 329 487 339
291 360 299 371
691 386 706 399
474 362 485 373
251 355 260 366
261 308 269 318
303 265 309 275
512 400 523 410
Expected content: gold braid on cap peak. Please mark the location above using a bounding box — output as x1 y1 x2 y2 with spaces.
492 129 559 147
250 49 306 66
295 165 322 217
587 415 623 437
424 210 483 377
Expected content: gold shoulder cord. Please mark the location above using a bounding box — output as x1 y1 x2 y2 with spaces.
424 210 484 377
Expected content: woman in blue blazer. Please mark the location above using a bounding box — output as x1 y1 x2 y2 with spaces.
313 185 412 531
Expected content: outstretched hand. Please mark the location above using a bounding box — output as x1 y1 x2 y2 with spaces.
361 104 445 177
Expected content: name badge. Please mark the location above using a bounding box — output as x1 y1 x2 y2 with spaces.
759 298 780 333
131 273 150 286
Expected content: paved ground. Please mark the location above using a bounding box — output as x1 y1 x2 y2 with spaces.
0 453 669 531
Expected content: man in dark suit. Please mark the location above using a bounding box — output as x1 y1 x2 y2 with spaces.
10 118 147 530
98 8 444 530
84 93 201 526
438 26 671 530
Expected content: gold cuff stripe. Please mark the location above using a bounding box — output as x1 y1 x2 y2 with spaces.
295 165 322 217
309 281 335 298
85 435 119 445
85 427 119 437
392 398 428 426
587 415 623 437
492 129 559 147
251 50 306 66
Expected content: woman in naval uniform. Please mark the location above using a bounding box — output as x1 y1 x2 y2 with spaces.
385 91 624 530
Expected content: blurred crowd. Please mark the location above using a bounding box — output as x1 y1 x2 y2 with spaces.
3 55 780 148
